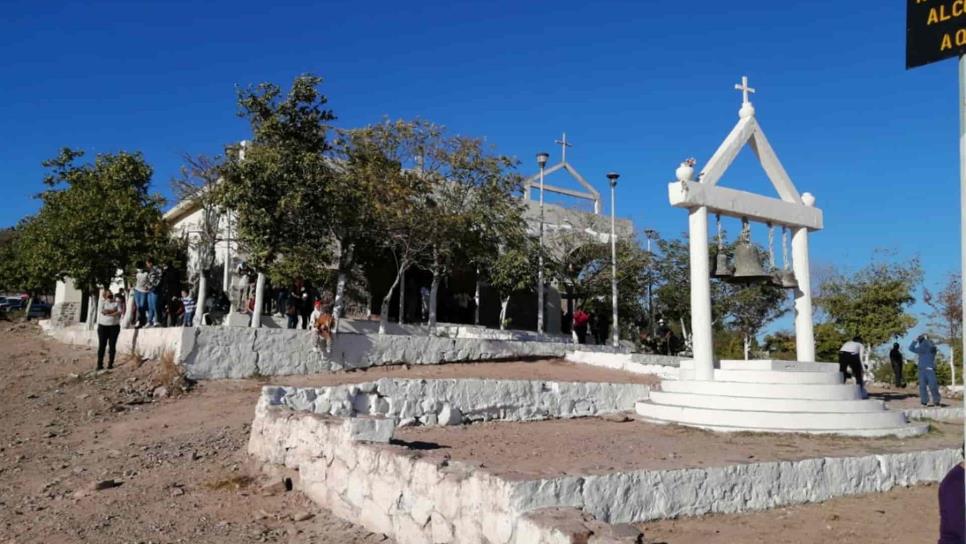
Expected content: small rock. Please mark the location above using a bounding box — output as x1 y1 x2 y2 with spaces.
601 413 631 423
91 479 121 491
291 512 314 522
170 487 185 497
152 386 169 399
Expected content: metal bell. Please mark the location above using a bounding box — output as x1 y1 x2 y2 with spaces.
711 251 733 279
726 241 772 284
777 269 798 289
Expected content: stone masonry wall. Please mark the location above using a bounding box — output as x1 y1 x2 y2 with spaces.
249 401 959 544
180 327 630 380
510 447 962 523
262 379 651 427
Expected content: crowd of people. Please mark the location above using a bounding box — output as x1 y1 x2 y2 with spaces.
838 333 945 407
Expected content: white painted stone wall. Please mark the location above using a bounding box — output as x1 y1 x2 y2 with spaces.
510 448 961 523
262 379 650 427
40 322 190 361
903 406 964 422
565 350 682 380
249 401 960 544
41 321 678 381
180 327 629 380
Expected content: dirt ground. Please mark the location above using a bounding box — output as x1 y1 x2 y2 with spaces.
2 323 960 544
640 483 942 544
395 416 962 480
0 323 392 544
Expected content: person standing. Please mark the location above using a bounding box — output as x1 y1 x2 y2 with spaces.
573 309 589 344
909 334 941 406
96 290 122 371
937 461 965 544
146 258 162 327
656 319 674 355
181 290 196 327
838 336 868 399
888 342 906 388
285 290 300 329
133 262 150 328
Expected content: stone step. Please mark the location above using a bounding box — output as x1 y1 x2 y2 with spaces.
646 391 885 413
678 369 843 384
635 400 915 433
679 359 840 373
661 379 861 400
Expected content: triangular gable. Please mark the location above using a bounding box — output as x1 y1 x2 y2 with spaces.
699 116 802 205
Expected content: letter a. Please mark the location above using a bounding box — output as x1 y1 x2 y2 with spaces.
942 33 953 50
929 7 939 24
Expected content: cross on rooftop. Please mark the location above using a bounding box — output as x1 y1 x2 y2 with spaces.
734 76 755 105
554 132 573 162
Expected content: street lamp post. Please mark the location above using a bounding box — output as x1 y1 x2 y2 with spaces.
536 152 549 334
607 172 620 347
644 229 658 337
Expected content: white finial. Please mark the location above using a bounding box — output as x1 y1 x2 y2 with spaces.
735 75 756 118
554 132 573 163
802 192 816 207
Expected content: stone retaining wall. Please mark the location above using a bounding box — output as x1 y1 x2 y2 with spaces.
41 322 190 361
903 406 964 422
262 379 650 427
249 402 959 544
249 403 641 544
565 351 682 380
41 322 671 381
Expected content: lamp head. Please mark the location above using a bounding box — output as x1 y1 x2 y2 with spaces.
606 171 620 187
536 152 550 168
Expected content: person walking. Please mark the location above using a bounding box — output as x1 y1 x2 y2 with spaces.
285 290 300 329
909 334 941 406
838 336 868 399
133 262 150 328
96 290 122 371
888 342 906 388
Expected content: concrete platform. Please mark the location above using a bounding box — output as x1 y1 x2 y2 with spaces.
638 359 924 437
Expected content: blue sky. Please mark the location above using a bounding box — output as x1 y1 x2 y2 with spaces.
0 0 960 340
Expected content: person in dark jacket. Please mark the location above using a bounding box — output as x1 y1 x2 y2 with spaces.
889 342 906 388
937 461 964 544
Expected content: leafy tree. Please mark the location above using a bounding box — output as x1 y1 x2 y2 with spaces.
924 273 963 353
346 119 434 334
34 148 167 308
171 153 226 322
488 238 539 330
218 74 336 285
815 258 923 364
0 219 57 301
762 330 797 360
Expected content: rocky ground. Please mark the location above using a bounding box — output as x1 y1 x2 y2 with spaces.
0 322 391 544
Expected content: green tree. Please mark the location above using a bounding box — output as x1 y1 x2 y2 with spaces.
924 273 963 354
346 119 435 334
218 74 336 285
34 148 167 320
488 237 539 330
815 258 923 364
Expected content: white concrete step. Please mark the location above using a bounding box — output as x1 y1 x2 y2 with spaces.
678 369 843 384
646 391 885 413
661 379 861 400
635 400 910 431
719 359 840 372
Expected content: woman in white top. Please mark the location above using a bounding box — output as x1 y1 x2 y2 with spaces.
96 290 122 370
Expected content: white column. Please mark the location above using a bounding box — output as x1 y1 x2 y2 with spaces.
792 226 815 362
195 274 207 327
250 272 265 328
688 206 714 380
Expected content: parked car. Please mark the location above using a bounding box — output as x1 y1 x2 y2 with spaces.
25 301 51 319
4 297 25 310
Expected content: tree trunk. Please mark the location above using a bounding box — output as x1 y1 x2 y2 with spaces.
195 273 208 327
499 296 510 330
332 244 353 334
379 263 406 335
743 335 750 360
24 293 34 323
428 270 441 333
474 269 481 326
398 268 406 325
250 272 265 328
